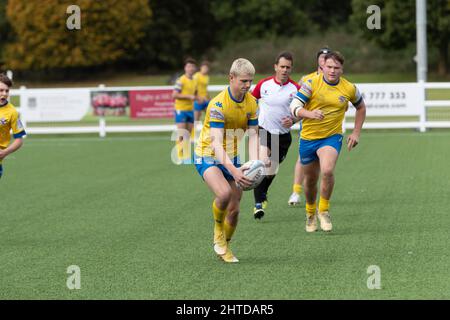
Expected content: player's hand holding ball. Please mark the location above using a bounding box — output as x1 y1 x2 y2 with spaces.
235 160 266 191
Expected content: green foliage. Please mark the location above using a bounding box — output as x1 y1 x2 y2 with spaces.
211 31 416 75
210 0 313 45
3 0 152 71
135 0 217 70
0 0 10 63
350 0 450 74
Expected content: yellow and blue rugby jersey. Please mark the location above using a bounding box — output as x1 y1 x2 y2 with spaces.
299 71 319 85
193 72 209 98
195 87 258 159
174 74 197 111
295 74 363 140
0 102 26 163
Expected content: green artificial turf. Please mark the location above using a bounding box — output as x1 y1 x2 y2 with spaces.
1 131 450 299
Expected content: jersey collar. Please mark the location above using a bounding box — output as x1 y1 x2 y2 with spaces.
0 100 8 107
228 86 245 103
323 75 340 86
273 76 290 86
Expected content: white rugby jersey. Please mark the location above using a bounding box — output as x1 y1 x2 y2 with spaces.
252 76 300 134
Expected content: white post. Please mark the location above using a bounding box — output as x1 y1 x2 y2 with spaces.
418 80 426 132
416 0 427 83
19 85 27 129
6 70 13 80
99 117 106 138
98 84 106 138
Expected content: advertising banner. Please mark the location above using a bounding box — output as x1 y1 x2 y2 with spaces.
129 89 174 119
20 89 91 122
347 83 424 116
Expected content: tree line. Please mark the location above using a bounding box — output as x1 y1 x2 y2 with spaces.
0 0 448 77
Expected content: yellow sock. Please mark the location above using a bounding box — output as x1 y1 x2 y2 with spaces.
305 202 316 217
318 197 330 213
212 201 226 232
224 219 236 242
293 183 302 194
181 139 190 160
190 128 195 141
176 140 183 159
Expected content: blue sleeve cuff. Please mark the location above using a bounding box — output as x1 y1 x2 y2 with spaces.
210 121 225 128
13 130 26 139
296 92 309 104
247 119 258 126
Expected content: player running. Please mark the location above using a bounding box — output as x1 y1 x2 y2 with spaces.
193 61 211 122
288 47 332 207
290 51 366 232
251 52 300 219
194 58 259 263
0 74 26 179
172 58 198 162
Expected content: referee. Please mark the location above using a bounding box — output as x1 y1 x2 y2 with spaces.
251 52 300 219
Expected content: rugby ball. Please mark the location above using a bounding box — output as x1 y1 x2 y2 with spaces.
239 160 266 191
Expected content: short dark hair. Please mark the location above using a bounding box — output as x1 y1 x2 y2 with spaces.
324 51 345 65
200 60 210 67
317 47 332 59
275 51 294 65
0 74 13 87
184 57 197 66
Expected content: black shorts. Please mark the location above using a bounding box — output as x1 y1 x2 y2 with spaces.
258 127 292 163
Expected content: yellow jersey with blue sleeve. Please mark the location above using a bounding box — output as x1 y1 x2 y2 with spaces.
0 102 26 163
174 74 197 111
295 74 363 140
193 72 209 99
195 87 258 159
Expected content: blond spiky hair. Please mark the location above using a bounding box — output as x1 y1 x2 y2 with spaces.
229 58 255 77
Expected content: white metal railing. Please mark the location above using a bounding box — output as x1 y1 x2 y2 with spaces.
10 82 450 137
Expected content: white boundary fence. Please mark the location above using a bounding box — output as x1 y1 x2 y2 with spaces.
10 82 450 137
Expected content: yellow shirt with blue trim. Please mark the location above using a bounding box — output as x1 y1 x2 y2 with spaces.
0 102 26 163
193 72 209 99
195 87 258 159
295 74 363 140
174 74 197 111
299 71 319 85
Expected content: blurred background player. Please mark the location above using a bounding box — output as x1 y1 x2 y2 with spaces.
0 74 26 179
193 60 211 122
251 52 300 219
172 58 198 162
288 47 332 206
194 58 259 263
290 51 366 233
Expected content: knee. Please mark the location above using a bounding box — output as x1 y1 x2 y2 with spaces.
322 169 334 180
304 174 318 187
216 188 232 206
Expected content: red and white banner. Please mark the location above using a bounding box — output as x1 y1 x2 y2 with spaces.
129 89 174 119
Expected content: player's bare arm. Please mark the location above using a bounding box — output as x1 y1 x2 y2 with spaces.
172 90 196 101
0 138 23 160
248 125 259 161
290 98 324 121
347 100 366 151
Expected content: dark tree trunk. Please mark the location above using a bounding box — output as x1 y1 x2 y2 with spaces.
437 35 449 76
